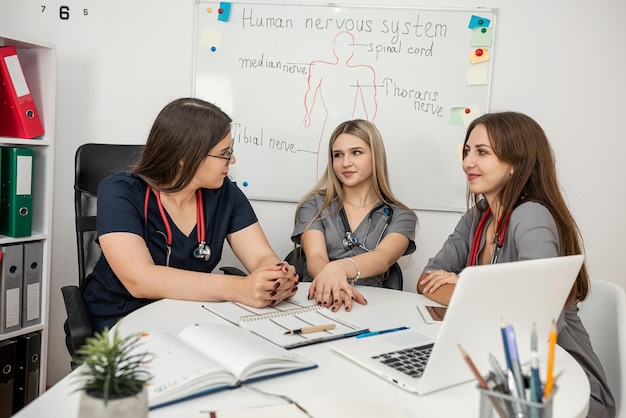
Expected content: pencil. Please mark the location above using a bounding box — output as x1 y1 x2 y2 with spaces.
543 320 558 398
458 344 507 418
284 324 336 335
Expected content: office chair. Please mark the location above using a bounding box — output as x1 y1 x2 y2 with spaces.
61 143 145 360
285 246 404 290
577 279 626 417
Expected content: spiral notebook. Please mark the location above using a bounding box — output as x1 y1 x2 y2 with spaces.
202 294 368 349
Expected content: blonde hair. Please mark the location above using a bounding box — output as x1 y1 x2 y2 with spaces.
295 119 409 230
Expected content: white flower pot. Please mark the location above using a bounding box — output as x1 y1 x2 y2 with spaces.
78 388 148 418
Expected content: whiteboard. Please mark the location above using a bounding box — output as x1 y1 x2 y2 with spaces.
193 2 496 211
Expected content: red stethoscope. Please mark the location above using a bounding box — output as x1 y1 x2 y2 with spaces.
144 185 211 267
468 207 511 266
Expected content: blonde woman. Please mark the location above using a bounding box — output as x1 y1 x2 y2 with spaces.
292 120 417 312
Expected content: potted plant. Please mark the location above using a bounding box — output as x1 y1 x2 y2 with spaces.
74 327 152 418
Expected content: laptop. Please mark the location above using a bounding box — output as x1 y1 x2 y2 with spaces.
331 255 584 395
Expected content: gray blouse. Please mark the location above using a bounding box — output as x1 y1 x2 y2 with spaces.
423 201 615 417
292 196 417 287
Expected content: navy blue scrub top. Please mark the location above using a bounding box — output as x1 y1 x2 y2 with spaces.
82 172 257 331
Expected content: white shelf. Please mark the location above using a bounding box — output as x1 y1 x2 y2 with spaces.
0 33 55 401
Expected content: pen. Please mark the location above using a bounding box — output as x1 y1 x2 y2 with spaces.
504 323 526 401
500 319 512 370
488 353 509 393
458 344 507 418
356 326 409 339
530 323 543 404
284 324 336 335
543 320 558 399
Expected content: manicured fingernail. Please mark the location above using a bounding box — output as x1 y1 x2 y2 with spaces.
351 296 355 301
273 281 280 289
317 301 322 306
323 301 327 305
334 299 339 304
276 262 284 266
270 300 276 305
270 290 277 297
292 287 298 292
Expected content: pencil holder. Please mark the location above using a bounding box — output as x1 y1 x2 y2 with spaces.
477 385 556 418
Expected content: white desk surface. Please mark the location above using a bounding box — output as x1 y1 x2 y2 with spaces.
15 284 590 418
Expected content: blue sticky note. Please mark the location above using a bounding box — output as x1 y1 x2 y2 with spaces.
468 15 490 29
218 2 232 22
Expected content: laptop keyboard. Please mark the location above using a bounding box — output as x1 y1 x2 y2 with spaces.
371 343 434 378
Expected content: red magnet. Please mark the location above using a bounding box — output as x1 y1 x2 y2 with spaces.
464 108 471 114
218 8 223 13
475 48 483 57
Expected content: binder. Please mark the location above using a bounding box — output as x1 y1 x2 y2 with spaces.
0 46 44 139
22 241 43 327
12 331 40 413
0 339 16 418
0 147 34 237
0 244 23 333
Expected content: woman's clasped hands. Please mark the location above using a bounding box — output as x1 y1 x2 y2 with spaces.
308 261 367 313
241 262 299 307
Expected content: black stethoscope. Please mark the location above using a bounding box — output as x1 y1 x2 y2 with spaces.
468 207 511 266
340 202 393 252
144 185 211 267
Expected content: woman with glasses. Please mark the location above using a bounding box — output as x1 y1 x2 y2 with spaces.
291 120 417 312
82 97 298 333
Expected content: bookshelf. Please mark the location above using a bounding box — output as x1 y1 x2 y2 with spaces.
0 33 56 408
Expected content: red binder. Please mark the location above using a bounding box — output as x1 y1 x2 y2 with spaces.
0 46 44 139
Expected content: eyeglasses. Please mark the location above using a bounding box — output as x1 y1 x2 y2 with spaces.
206 146 234 166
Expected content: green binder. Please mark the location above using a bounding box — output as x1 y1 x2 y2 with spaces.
0 147 34 237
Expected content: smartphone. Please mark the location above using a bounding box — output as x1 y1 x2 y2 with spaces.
417 304 448 323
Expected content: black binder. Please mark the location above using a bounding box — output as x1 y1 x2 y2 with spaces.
12 331 40 414
0 339 16 418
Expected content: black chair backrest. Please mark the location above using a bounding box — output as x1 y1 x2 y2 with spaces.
285 247 404 290
75 143 144 289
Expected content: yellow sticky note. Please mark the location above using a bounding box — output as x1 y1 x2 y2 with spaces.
201 27 223 49
467 63 489 85
456 144 464 163
469 48 490 64
460 105 482 127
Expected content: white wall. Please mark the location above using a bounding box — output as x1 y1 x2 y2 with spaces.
1 0 624 387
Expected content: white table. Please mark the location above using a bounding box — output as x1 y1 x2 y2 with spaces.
15 285 590 417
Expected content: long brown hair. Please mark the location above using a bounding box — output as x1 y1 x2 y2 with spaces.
295 119 410 229
465 112 588 304
133 98 232 192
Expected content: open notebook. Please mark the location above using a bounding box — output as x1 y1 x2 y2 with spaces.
203 291 368 349
331 255 584 395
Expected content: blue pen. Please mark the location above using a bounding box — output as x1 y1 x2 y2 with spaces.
504 324 526 400
356 326 409 338
500 319 512 370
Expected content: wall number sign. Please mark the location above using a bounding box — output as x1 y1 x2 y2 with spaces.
41 5 89 20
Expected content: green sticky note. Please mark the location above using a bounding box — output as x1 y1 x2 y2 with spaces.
471 27 493 47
